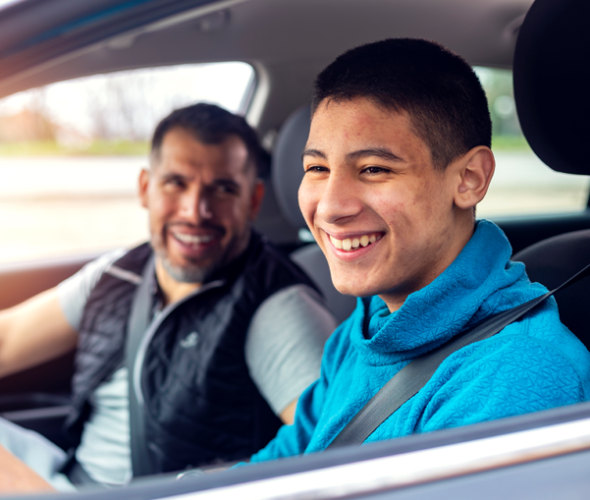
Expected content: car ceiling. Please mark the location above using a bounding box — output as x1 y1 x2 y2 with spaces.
0 0 534 135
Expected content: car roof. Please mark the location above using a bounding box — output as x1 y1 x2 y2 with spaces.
0 0 534 135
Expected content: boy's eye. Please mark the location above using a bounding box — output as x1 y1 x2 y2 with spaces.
304 165 329 174
362 166 388 174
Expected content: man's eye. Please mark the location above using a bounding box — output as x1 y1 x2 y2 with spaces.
163 177 186 189
213 183 239 196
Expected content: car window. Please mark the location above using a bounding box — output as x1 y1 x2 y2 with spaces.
0 62 254 264
0 0 19 10
475 67 590 217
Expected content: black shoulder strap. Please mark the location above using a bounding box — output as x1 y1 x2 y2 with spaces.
126 255 155 476
328 262 590 449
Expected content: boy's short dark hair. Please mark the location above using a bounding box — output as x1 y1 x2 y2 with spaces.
150 102 269 177
312 38 492 169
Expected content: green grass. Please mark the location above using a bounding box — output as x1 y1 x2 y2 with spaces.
0 140 148 157
491 135 531 151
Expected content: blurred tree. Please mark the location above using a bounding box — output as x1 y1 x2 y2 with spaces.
0 89 57 142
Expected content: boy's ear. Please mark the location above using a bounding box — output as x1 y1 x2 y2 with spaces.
453 146 495 209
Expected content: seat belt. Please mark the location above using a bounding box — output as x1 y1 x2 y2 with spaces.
328 262 590 449
125 256 156 476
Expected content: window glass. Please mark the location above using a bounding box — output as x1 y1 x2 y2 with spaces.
0 62 254 263
0 0 20 11
475 67 590 217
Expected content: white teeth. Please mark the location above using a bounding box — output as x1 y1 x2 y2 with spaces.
174 233 213 244
330 235 343 249
329 234 379 252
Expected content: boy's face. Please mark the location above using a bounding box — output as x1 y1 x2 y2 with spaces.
299 97 471 311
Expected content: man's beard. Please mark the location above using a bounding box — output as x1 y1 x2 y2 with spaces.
158 252 215 284
151 225 250 284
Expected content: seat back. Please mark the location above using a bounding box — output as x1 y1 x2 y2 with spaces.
513 231 590 347
512 0 590 343
272 105 356 323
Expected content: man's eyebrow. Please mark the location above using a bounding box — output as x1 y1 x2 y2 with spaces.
161 171 188 181
347 148 403 162
212 178 240 188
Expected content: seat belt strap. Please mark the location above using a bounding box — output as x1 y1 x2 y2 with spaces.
328 262 590 449
125 255 155 476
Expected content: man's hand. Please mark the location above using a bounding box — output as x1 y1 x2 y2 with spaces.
0 444 55 493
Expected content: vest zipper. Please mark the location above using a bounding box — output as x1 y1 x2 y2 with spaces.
132 279 225 411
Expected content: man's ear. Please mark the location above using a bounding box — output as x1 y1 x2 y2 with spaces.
453 146 495 209
249 180 265 220
138 168 150 209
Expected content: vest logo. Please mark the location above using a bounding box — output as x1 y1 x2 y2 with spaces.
180 331 199 349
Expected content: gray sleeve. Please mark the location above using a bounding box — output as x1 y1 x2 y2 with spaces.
245 284 337 415
56 249 125 330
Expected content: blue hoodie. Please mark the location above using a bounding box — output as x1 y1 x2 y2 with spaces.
250 220 590 462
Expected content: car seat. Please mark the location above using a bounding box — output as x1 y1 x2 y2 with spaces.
511 0 590 346
272 105 357 323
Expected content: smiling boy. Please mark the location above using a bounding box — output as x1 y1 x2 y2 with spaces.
248 38 590 462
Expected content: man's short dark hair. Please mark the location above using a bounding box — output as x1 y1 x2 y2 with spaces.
312 38 492 169
150 102 269 177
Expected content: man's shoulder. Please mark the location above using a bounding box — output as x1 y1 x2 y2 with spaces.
77 243 152 297
105 242 152 273
57 245 145 329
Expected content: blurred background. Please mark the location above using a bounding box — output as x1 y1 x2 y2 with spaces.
0 63 587 263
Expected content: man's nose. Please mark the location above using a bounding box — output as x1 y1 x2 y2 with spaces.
315 171 363 224
179 188 212 221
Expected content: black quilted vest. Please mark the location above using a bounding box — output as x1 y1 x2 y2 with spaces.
65 232 318 474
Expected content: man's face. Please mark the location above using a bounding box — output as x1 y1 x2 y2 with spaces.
299 97 471 311
139 127 264 285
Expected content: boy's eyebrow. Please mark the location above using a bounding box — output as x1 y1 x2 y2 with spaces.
347 148 403 162
302 147 403 163
301 148 326 161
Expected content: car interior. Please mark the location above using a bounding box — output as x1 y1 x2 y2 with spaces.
509 0 590 346
0 0 589 496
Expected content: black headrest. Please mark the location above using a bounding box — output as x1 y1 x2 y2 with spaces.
514 0 590 175
271 105 311 229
